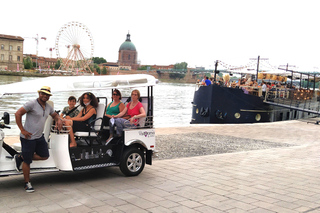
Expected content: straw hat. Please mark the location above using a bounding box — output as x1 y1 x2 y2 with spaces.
38 86 52 96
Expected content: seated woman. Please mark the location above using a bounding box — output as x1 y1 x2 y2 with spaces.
64 92 98 148
107 89 146 143
103 89 125 126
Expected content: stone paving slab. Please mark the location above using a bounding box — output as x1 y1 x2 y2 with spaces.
1 119 320 212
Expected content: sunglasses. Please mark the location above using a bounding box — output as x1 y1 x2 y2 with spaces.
40 92 50 96
113 93 119 96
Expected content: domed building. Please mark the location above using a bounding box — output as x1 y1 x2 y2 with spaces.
118 32 139 70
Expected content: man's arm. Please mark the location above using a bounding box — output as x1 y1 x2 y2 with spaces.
51 112 63 130
15 107 32 139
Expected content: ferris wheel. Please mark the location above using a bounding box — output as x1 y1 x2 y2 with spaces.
55 21 94 73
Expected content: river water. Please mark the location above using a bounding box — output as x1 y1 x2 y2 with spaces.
0 75 195 136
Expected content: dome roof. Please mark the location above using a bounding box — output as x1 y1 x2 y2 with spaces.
119 33 136 51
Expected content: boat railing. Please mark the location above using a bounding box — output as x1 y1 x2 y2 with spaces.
265 88 315 110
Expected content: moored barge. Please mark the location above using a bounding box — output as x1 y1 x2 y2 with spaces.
191 58 320 124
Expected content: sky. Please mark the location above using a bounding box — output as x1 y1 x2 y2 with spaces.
2 0 320 71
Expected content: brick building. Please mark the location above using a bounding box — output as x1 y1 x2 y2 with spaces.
24 54 57 69
0 34 24 71
151 64 174 70
100 62 119 70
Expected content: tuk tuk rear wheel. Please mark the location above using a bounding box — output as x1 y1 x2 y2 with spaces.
120 147 145 176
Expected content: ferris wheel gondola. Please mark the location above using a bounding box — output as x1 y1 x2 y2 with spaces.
55 21 94 73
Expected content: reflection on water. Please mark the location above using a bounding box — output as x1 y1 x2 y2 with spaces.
0 75 195 136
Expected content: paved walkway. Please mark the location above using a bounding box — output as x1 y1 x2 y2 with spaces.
1 119 320 212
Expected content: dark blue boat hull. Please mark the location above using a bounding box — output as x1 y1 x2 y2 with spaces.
191 85 272 124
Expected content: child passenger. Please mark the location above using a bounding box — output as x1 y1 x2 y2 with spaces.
64 92 98 147
60 96 79 118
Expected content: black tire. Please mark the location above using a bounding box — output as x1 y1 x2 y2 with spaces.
120 147 145 176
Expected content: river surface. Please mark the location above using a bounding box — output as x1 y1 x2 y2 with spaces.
0 75 195 136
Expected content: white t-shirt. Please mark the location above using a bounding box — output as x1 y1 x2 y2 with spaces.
262 84 267 92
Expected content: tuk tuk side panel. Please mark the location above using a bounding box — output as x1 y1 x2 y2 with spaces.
0 139 4 159
0 140 57 173
30 150 57 169
50 133 73 171
69 146 117 171
0 145 16 172
124 128 155 150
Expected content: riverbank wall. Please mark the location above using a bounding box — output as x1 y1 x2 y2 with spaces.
0 69 199 84
107 69 199 84
0 71 51 77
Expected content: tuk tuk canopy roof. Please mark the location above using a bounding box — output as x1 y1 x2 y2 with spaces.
0 74 158 98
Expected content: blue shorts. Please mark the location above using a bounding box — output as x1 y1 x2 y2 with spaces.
20 135 49 164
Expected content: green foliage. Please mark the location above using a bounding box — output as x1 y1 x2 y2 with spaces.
93 64 100 74
138 66 150 70
174 62 188 70
92 57 107 64
55 59 62 70
23 57 33 69
32 62 36 68
169 73 185 79
102 67 107 75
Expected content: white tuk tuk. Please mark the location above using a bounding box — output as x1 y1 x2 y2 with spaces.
0 74 156 177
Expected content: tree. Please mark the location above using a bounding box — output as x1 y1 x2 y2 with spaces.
102 67 107 75
169 73 185 79
174 62 188 70
23 57 33 69
96 67 101 74
92 57 107 64
138 66 150 70
55 59 62 70
94 64 101 74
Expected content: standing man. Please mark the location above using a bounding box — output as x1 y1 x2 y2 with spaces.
262 81 267 99
14 86 62 192
205 77 212 86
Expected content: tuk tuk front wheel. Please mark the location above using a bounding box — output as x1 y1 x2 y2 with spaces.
120 147 145 176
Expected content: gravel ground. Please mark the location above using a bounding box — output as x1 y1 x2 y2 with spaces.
154 132 294 160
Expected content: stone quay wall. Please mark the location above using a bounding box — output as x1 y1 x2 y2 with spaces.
107 69 198 84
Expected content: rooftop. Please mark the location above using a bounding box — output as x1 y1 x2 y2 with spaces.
0 34 24 41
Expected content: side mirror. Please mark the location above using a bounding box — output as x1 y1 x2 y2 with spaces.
2 112 10 124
